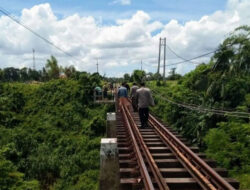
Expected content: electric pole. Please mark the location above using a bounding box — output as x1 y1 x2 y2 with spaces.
157 37 167 81
96 59 99 73
157 38 161 74
163 38 166 83
141 60 142 71
32 49 36 70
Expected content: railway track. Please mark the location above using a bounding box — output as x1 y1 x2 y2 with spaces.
116 98 239 190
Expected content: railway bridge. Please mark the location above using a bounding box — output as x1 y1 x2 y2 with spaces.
99 96 240 190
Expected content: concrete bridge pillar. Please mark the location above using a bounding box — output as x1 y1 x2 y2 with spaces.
99 138 119 190
106 112 116 138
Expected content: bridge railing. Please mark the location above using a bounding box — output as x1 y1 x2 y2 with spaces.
93 89 115 103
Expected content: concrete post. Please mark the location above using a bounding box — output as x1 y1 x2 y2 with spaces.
99 138 119 190
106 112 116 138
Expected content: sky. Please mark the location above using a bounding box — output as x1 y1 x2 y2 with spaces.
0 0 249 77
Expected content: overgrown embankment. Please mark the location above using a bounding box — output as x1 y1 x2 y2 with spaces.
150 26 250 189
0 74 111 189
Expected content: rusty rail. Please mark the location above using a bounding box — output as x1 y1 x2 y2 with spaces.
120 104 155 190
118 98 237 190
149 114 236 190
122 103 169 190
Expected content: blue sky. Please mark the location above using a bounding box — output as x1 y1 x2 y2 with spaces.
1 0 228 24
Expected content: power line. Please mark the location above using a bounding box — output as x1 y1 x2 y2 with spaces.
152 89 250 119
165 44 198 65
161 50 216 67
0 7 81 63
161 37 250 67
152 89 250 115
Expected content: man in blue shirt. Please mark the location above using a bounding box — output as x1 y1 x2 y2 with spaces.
118 82 128 98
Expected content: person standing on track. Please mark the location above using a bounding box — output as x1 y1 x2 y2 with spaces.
118 82 128 111
124 82 130 94
118 82 128 98
130 82 139 112
136 82 155 128
94 86 102 100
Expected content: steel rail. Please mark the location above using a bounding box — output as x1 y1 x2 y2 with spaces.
120 104 155 190
123 104 170 190
149 114 236 190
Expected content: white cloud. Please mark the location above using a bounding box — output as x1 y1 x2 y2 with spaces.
0 0 250 76
111 0 131 6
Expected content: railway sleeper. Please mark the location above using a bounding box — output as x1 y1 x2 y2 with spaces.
119 159 137 168
120 177 239 190
120 177 201 190
151 153 206 159
154 158 217 168
118 147 133 154
148 146 199 153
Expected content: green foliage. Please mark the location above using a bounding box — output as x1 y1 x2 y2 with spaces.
131 70 146 83
0 56 93 83
0 76 109 189
123 73 131 82
63 65 76 78
149 26 250 188
213 25 250 76
205 122 250 172
0 156 39 190
46 56 60 80
233 173 250 190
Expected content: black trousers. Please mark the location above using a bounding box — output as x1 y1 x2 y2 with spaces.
139 107 149 128
131 97 138 112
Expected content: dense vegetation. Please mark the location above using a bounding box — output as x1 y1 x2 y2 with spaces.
149 26 250 188
0 56 78 82
1 25 249 189
0 72 111 189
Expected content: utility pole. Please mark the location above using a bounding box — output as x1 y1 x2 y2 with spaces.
163 38 166 83
32 49 36 70
157 38 161 74
141 60 142 71
96 59 99 73
157 37 167 81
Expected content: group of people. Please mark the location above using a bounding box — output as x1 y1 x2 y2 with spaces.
94 83 114 100
118 82 155 128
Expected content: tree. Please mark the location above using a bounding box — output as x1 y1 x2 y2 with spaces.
213 25 250 76
167 68 182 80
131 70 146 83
28 69 41 81
20 68 29 81
153 73 162 80
123 73 130 82
46 56 60 79
0 156 39 190
206 26 250 102
0 69 3 81
64 65 76 78
3 67 20 81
